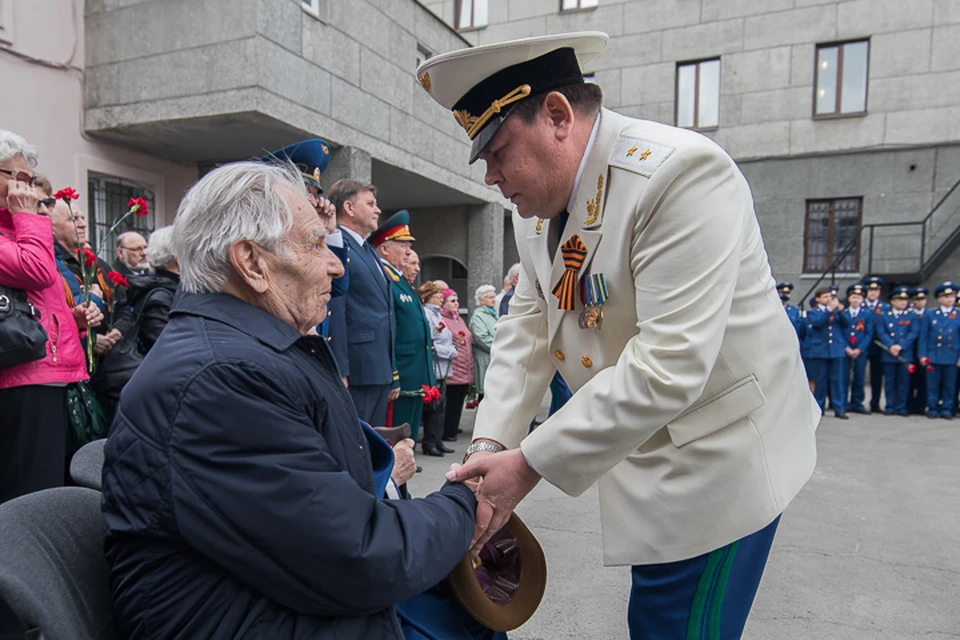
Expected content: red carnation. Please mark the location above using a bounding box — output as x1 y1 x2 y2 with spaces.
849 336 857 344
54 187 79 201
436 322 445 333
127 197 149 218
908 364 917 375
107 271 128 288
80 247 97 268
927 365 935 372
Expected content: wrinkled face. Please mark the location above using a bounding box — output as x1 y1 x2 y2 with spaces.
345 189 381 236
403 251 420 282
380 239 412 270
480 291 497 308
267 186 345 334
479 112 568 219
117 233 148 269
443 294 459 314
52 200 87 251
0 156 33 209
939 293 956 308
848 293 864 308
891 297 908 310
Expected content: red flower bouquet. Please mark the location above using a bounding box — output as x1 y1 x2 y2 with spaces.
53 187 79 202
435 322 446 333
908 364 917 375
107 271 129 288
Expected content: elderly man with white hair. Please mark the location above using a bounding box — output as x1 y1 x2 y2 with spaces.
100 161 478 639
114 230 150 277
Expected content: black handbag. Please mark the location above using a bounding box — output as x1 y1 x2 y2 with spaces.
0 285 48 369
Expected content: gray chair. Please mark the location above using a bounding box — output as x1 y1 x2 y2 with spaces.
0 487 117 640
69 439 106 491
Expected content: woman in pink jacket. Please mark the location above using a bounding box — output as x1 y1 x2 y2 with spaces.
0 131 91 503
440 288 474 442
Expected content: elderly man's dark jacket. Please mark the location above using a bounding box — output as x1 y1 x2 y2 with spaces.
101 292 477 639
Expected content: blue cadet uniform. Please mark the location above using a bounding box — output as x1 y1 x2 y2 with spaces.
842 283 872 414
807 292 851 416
876 286 920 415
777 282 803 340
862 276 891 410
908 287 930 414
919 282 960 418
260 139 349 339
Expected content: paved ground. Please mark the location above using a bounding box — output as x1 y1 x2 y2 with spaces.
408 407 960 640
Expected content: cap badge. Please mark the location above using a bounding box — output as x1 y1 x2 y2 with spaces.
453 84 532 139
418 72 431 93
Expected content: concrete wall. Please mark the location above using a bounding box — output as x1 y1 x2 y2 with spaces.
84 0 502 206
422 0 960 160
2 0 197 225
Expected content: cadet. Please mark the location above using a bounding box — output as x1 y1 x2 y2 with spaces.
370 211 437 441
919 282 960 419
778 282 803 340
807 287 850 418
862 276 890 411
842 283 872 414
908 287 930 414
877 286 920 416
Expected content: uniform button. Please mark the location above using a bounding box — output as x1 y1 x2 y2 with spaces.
938 343 942 347
581 355 593 368
828 340 832 343
554 350 565 361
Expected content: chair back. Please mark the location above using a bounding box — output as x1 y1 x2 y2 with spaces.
0 487 117 640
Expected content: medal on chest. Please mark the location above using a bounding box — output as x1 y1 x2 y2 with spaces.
579 272 608 330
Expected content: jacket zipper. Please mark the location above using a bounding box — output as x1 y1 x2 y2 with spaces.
50 313 60 363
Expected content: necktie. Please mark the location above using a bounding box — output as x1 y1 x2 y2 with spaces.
548 210 570 258
552 234 587 311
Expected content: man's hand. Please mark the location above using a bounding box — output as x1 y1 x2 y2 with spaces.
445 448 542 556
844 346 855 357
72 302 103 329
920 357 931 366
391 438 416 486
86 283 104 299
341 376 349 388
5 179 38 214
890 344 903 358
388 387 400 402
93 333 115 355
316 196 338 235
851 348 861 358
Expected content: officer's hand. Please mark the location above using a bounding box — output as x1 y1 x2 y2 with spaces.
920 357 931 366
836 302 844 311
341 376 349 388
390 439 416 486
827 297 839 310
844 347 855 357
890 344 903 357
852 348 861 358
388 387 400 401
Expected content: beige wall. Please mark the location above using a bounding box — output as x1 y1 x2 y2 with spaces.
1 0 197 226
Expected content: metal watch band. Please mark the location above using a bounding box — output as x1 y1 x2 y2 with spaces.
463 441 503 462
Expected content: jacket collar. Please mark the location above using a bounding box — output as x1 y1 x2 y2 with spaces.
170 291 303 352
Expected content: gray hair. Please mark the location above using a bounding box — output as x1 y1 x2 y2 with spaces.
0 130 39 168
507 262 521 279
474 284 496 306
173 161 305 294
145 226 176 269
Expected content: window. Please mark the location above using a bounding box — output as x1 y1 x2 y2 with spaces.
814 40 869 117
804 198 862 273
456 0 488 30
561 0 599 10
416 45 432 70
87 174 155 258
301 0 329 22
675 58 720 130
582 73 596 84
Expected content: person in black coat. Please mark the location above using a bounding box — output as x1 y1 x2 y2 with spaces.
101 161 477 640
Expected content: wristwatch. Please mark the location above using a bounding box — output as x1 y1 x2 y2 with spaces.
463 441 504 462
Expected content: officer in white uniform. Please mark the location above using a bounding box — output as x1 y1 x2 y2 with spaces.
418 32 819 638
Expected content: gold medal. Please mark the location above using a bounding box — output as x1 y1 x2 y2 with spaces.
579 304 603 329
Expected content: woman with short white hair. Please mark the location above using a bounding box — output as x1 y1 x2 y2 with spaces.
470 284 498 405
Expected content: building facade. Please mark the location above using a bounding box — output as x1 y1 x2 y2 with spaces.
425 0 960 302
2 0 510 306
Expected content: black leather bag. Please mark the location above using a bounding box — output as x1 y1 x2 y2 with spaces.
0 285 48 369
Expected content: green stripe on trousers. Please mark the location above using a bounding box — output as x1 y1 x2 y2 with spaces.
686 540 740 640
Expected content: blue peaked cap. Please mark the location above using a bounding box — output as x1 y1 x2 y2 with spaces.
261 138 332 192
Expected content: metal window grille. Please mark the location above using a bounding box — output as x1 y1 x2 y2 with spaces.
804 198 862 273
87 174 155 260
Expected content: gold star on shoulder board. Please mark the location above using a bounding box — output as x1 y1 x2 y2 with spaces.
626 145 638 157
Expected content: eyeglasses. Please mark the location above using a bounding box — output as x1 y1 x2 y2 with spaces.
0 169 37 187
122 246 147 253
38 197 56 209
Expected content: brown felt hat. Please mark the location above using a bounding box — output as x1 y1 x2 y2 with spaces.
446 513 547 632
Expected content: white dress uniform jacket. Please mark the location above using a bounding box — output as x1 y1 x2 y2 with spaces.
474 108 820 566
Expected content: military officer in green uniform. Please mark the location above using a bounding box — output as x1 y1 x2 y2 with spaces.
370 211 436 441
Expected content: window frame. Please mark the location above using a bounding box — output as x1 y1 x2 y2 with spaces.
802 197 863 274
560 0 599 12
454 0 488 31
300 0 329 23
416 44 433 70
674 57 721 132
812 39 870 119
86 173 156 259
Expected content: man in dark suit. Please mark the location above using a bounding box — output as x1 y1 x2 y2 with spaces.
370 211 438 443
326 179 398 425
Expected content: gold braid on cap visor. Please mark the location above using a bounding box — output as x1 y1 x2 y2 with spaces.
454 84 533 140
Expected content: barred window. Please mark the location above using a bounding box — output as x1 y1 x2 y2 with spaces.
804 198 862 273
87 173 155 259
